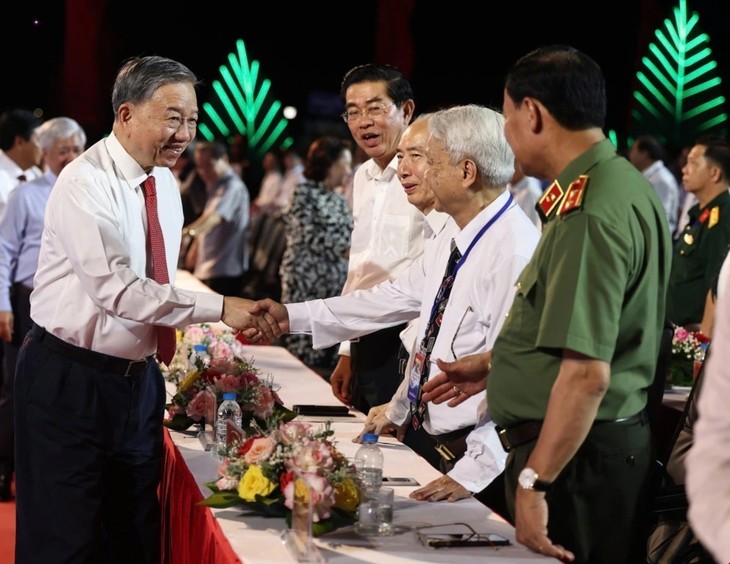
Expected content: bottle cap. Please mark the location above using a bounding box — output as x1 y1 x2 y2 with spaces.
193 344 207 351
223 392 236 401
363 433 378 444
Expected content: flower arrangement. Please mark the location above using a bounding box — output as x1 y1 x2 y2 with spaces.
200 419 361 536
163 323 293 432
669 326 710 387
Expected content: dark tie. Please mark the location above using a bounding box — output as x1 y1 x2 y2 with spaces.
411 240 461 430
142 176 176 366
16 174 26 182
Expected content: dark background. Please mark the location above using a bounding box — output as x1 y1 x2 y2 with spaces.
4 0 730 165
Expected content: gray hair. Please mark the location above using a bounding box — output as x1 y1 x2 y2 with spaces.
32 117 86 151
111 55 198 115
428 104 514 188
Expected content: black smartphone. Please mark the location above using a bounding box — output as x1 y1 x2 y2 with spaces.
292 404 352 417
423 533 511 548
382 476 420 486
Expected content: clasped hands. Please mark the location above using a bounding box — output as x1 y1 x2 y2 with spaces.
221 297 289 343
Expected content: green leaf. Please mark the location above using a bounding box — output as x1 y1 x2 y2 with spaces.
198 490 245 508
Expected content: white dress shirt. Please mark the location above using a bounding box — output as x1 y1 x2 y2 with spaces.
686 252 730 562
31 133 223 360
337 156 426 356
643 160 680 234
288 191 540 439
0 150 42 221
0 171 56 310
508 175 543 230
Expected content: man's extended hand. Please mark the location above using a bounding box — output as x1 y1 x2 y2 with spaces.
515 487 575 561
221 297 282 343
420 352 491 406
352 403 406 443
330 355 353 406
409 475 472 502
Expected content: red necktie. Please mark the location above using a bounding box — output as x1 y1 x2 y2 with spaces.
142 176 176 365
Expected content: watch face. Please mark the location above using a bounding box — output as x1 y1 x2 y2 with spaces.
519 467 537 489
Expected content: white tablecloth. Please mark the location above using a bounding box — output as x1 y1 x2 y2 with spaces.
166 344 553 561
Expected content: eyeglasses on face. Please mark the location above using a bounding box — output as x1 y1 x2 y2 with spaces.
341 102 395 123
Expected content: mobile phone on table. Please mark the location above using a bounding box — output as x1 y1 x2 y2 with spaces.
292 404 352 417
423 533 511 548
382 476 420 486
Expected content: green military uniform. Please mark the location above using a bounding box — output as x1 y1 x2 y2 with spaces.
667 190 730 326
488 139 673 563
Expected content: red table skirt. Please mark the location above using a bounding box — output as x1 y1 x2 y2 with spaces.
160 428 241 564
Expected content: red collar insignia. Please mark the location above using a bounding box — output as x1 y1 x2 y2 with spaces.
537 181 564 220
558 175 588 216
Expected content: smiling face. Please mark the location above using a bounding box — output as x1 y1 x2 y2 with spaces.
116 82 198 171
396 118 435 214
344 80 412 170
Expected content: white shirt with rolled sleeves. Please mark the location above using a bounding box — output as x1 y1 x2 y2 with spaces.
30 132 223 361
686 252 730 562
336 156 426 357
287 190 540 440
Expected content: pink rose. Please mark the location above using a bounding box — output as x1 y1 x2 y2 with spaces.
243 436 276 464
213 374 240 393
210 341 234 359
289 440 335 473
186 389 216 421
185 326 206 344
674 327 689 341
254 386 275 419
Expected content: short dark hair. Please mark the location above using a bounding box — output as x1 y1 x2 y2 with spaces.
0 108 41 151
194 140 228 160
634 135 666 162
505 45 606 130
304 136 351 182
111 55 198 115
696 134 730 180
340 63 413 106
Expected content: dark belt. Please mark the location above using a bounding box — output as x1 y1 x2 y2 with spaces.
496 410 648 453
431 425 475 462
29 323 151 377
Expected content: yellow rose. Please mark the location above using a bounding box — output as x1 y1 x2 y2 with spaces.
332 477 360 513
178 370 200 393
238 465 277 502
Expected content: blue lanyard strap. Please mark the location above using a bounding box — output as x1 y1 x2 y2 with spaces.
452 193 514 279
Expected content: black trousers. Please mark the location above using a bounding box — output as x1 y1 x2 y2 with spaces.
14 325 165 564
505 414 652 564
0 283 32 463
349 324 407 414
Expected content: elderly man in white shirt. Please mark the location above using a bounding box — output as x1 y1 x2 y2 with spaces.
251 105 540 517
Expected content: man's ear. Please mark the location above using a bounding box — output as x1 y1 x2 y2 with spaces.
462 159 477 183
524 98 544 134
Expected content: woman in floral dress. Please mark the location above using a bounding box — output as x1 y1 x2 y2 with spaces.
279 136 353 371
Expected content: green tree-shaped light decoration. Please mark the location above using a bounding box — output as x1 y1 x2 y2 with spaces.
631 0 727 148
198 39 293 156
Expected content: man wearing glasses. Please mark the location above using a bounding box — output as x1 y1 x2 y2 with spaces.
328 64 427 415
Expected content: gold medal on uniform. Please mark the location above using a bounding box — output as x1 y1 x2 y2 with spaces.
684 233 694 245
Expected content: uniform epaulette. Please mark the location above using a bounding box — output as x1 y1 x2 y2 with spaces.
708 206 720 229
536 181 564 222
557 175 589 216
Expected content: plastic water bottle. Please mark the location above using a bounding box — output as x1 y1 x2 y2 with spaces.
215 392 242 457
354 433 383 495
190 343 210 369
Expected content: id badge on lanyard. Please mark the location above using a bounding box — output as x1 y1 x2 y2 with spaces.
407 346 427 404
